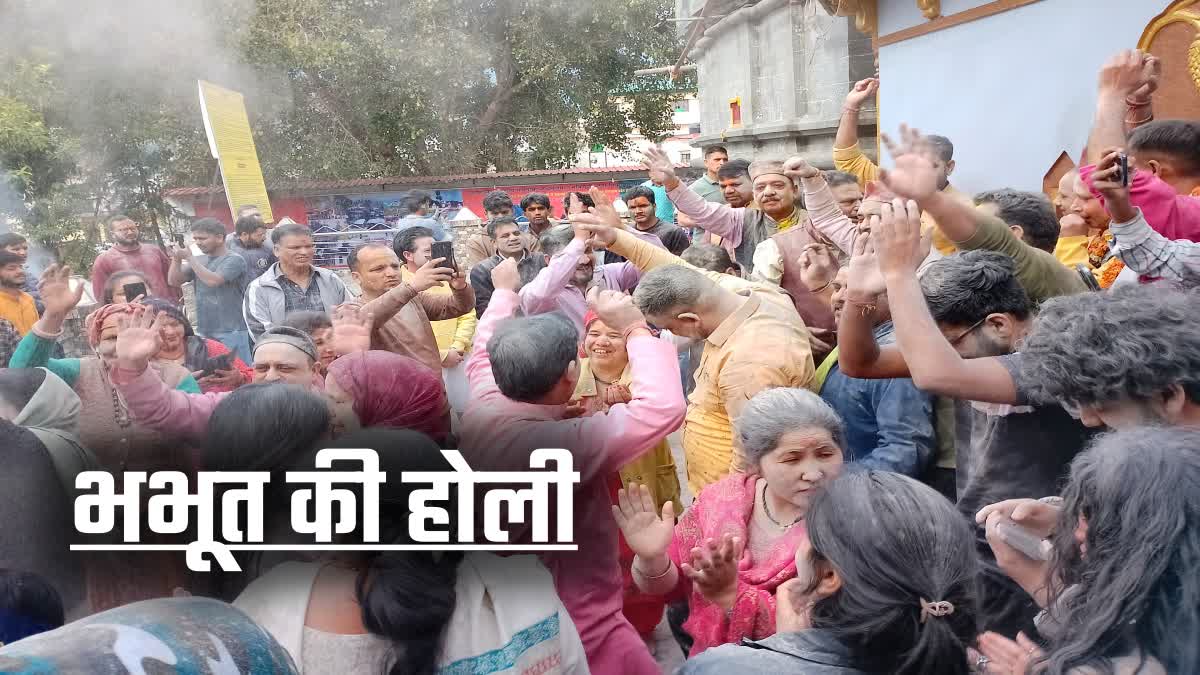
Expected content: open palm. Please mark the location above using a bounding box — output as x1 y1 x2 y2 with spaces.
115 308 164 365
612 483 675 559
846 230 886 297
879 125 940 201
641 146 677 186
38 265 84 316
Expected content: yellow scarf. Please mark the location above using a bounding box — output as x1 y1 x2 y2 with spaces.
775 208 800 232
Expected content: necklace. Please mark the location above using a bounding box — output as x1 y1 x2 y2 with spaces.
761 482 803 530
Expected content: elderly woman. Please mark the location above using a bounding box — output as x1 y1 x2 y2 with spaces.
571 309 681 639
140 298 253 393
614 387 845 656
9 266 199 472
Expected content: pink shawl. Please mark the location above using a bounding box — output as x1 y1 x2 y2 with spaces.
668 472 806 656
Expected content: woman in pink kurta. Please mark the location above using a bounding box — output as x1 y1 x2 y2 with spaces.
614 387 846 656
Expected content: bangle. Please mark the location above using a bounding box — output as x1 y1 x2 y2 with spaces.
1124 96 1152 108
844 298 877 317
634 559 673 580
622 321 652 341
807 280 832 294
1125 111 1153 126
31 324 64 340
841 106 862 114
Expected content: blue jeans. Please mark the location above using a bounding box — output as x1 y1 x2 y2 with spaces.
209 329 253 366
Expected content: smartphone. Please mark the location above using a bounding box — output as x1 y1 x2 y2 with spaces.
430 240 457 272
202 353 234 377
1116 153 1130 187
994 516 1052 561
123 281 148 302
173 233 186 247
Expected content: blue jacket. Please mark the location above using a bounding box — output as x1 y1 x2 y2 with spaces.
819 321 935 476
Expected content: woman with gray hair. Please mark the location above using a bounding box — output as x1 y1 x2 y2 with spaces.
613 387 845 656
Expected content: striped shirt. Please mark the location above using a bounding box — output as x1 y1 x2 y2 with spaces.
1111 207 1200 284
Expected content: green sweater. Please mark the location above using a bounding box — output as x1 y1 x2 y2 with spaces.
9 331 201 393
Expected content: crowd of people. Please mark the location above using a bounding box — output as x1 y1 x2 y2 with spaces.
0 48 1197 674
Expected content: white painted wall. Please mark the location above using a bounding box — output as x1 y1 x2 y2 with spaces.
877 0 1164 195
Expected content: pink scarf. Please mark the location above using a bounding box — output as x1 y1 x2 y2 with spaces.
668 472 806 655
326 351 448 442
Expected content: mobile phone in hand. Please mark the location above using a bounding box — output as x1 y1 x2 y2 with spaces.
430 240 457 272
1116 153 1130 187
995 516 1052 561
123 281 148 302
202 353 234 377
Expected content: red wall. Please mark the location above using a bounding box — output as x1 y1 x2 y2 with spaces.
462 181 623 219
192 196 310 231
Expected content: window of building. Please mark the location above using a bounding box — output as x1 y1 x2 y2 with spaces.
679 151 692 163
673 99 690 113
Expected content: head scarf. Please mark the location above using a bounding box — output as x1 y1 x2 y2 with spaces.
582 309 600 330
84 304 138 348
326 351 448 442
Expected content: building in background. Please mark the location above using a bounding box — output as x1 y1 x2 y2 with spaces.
576 93 703 169
674 0 876 164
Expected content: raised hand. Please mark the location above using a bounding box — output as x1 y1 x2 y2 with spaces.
587 286 645 333
844 77 878 110
783 156 821 181
1130 55 1161 101
680 533 743 611
846 228 886 298
879 125 941 202
568 187 621 247
611 483 676 560
491 257 520 293
872 198 925 279
797 243 839 292
408 257 455 293
114 306 165 371
641 146 679 188
38 265 85 317
1098 49 1156 98
331 303 373 356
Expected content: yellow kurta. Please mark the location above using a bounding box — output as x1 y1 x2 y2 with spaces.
573 359 680 510
1053 235 1091 269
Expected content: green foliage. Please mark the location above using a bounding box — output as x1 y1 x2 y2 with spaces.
0 0 686 269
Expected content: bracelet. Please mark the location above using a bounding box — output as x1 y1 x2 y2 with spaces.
808 280 832 294
31 324 64 340
841 106 862 115
844 298 877 317
622 321 652 341
1124 96 1152 108
634 559 673 580
1125 112 1153 126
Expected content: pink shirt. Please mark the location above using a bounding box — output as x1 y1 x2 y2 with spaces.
460 290 686 673
519 238 642 335
1081 164 1200 242
111 366 225 445
91 244 179 301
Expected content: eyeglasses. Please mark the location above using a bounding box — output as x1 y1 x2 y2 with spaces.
947 317 988 345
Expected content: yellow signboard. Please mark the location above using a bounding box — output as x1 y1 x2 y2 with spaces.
198 81 274 223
